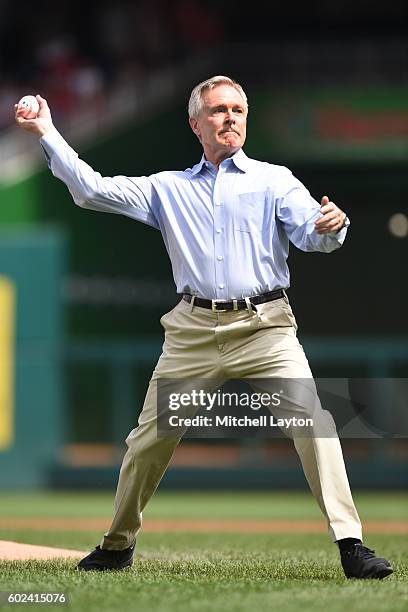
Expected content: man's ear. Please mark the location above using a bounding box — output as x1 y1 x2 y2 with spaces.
189 117 201 140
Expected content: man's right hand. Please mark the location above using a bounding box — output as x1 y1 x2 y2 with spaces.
15 95 54 137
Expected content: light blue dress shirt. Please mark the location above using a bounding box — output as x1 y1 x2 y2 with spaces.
40 129 348 300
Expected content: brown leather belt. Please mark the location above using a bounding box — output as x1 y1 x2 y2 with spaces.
182 289 285 312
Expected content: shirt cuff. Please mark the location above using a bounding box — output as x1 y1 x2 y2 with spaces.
39 128 71 169
40 128 68 153
331 225 348 244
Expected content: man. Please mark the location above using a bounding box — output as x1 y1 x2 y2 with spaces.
16 75 392 579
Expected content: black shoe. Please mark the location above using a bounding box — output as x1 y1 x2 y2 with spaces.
76 543 135 571
340 543 393 579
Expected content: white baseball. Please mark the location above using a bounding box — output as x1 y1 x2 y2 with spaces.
17 95 40 119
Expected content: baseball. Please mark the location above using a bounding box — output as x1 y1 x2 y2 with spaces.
17 95 40 119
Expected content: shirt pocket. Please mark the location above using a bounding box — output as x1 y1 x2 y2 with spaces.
233 192 264 233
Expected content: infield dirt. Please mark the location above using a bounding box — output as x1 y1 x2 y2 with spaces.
0 540 85 561
1 517 406 560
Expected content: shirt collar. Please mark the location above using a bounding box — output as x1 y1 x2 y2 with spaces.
231 149 251 173
190 149 250 176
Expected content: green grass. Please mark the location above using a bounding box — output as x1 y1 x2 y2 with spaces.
0 490 406 520
0 491 407 612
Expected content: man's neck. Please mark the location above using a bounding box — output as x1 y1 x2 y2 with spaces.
204 147 240 168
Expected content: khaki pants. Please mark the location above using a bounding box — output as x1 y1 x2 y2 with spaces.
101 296 362 549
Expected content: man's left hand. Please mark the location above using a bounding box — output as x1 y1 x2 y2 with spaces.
315 196 347 234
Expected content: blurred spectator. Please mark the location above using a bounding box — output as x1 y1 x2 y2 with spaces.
172 0 223 52
0 0 223 133
0 82 19 130
34 37 105 123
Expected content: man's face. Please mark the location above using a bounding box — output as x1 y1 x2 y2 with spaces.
189 84 247 159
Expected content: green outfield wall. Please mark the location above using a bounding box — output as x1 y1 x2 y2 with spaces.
0 227 66 487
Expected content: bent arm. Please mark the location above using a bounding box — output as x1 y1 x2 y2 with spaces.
276 170 349 253
15 94 159 229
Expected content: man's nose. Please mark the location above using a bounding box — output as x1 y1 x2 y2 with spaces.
224 111 235 123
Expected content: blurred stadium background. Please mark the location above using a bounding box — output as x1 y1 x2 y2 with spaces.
0 0 407 494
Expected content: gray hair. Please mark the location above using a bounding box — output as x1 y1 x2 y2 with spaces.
188 75 248 119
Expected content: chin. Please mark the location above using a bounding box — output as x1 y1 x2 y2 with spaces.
222 140 240 148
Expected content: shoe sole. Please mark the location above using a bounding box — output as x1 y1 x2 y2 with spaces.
76 560 133 572
365 564 393 580
346 563 394 580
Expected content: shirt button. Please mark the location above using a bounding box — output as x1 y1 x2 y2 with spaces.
216 229 222 234
217 255 223 261
218 284 225 289
215 202 221 206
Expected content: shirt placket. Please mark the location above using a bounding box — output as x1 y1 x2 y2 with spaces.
213 166 227 300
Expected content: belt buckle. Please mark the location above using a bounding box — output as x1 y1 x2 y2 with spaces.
212 299 228 312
